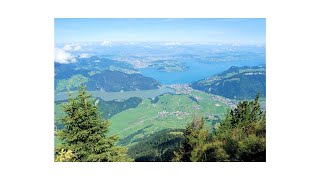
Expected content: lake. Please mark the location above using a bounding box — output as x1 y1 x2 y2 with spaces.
54 86 176 102
139 59 265 84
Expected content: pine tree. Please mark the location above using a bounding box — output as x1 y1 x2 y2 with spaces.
55 149 76 162
173 116 211 162
55 86 132 162
173 94 266 162
213 94 266 161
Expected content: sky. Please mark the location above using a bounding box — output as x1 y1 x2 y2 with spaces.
55 18 266 44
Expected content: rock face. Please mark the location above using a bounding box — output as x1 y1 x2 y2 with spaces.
191 66 266 99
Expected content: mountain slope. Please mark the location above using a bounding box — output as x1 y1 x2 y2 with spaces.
191 66 266 99
55 67 161 92
86 70 161 92
127 129 184 162
96 97 142 119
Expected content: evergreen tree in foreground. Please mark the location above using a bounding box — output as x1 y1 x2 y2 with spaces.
215 94 266 161
173 116 212 162
55 86 132 162
174 94 266 162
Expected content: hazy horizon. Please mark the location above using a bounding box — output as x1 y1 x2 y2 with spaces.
55 18 266 45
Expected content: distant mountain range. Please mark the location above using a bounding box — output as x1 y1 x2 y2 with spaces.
191 66 266 99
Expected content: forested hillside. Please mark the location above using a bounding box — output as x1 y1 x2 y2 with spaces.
191 66 266 99
54 61 161 92
96 97 142 119
127 129 184 162
86 70 161 91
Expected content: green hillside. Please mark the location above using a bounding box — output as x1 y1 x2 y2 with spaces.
86 70 161 92
55 59 161 93
96 97 142 119
191 66 266 99
127 129 185 162
108 90 230 146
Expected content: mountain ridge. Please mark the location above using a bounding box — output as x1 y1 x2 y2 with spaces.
191 65 266 99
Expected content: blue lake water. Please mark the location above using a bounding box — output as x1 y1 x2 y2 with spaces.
139 59 265 84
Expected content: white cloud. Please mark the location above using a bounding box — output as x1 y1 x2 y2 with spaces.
79 53 90 59
101 40 112 46
55 43 87 63
63 44 72 51
54 48 76 64
73 45 82 51
63 44 82 51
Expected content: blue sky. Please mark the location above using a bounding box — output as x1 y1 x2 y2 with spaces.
55 18 265 44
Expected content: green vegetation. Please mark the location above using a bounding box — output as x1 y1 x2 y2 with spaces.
173 117 212 162
86 70 161 92
55 97 143 130
55 149 76 162
97 97 142 119
108 90 229 146
54 86 265 162
55 63 161 93
56 74 88 92
54 102 65 130
174 95 266 162
127 129 185 161
192 66 266 99
54 86 175 102
54 86 132 162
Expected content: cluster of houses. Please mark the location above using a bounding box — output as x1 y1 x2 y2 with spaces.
168 84 193 94
211 95 237 108
243 72 265 76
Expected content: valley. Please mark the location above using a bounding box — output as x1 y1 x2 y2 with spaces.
108 90 230 146
54 86 233 146
54 49 266 149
